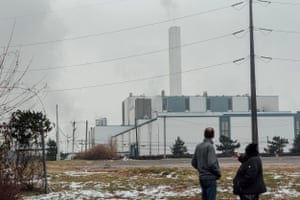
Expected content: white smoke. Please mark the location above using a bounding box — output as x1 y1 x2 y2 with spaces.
160 0 178 19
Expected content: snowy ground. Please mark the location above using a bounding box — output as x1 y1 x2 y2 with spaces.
22 161 300 200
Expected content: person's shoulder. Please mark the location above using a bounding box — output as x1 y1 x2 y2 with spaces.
247 155 262 163
194 142 202 149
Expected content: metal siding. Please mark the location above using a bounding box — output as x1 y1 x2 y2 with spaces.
189 96 207 112
232 96 249 112
167 96 186 112
257 96 279 112
151 96 163 116
210 96 229 112
94 126 133 145
135 98 152 120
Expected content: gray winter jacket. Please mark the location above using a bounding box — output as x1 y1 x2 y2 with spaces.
191 138 221 180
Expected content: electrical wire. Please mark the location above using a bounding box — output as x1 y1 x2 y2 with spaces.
0 0 132 21
268 57 300 63
3 2 245 48
45 58 245 93
257 27 300 35
23 31 243 72
267 0 300 5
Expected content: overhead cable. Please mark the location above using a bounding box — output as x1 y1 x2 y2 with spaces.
45 58 246 93
4 2 245 48
267 0 300 5
258 55 300 63
256 27 300 35
21 30 245 72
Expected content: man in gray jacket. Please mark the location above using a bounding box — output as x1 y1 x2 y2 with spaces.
192 127 221 200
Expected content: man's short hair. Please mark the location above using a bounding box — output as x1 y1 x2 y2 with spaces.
204 127 214 138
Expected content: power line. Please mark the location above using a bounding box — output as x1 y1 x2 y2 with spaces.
24 30 245 72
258 55 300 63
257 27 300 35
3 2 245 48
0 0 132 21
45 57 246 93
267 0 300 5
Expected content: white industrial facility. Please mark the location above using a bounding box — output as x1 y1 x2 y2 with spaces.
93 92 300 157
92 26 300 157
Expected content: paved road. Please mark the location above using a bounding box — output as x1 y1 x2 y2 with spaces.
85 156 300 168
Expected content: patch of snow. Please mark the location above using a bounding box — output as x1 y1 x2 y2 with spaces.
23 190 113 200
287 173 300 177
70 181 82 189
64 171 108 177
278 188 300 197
22 170 300 200
166 172 177 178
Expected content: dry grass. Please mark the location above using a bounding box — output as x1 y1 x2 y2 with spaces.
23 160 300 200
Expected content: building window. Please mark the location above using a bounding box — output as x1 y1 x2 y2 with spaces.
163 97 167 111
185 97 190 111
228 98 232 111
206 98 211 111
220 116 231 138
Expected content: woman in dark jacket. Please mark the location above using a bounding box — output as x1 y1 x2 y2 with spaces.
233 143 266 200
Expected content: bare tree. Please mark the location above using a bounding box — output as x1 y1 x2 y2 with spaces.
0 30 45 119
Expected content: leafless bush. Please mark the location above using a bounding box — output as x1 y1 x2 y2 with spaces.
77 143 117 160
0 129 20 199
14 149 43 190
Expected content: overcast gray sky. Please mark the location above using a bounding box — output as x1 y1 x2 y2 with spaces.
1 0 300 150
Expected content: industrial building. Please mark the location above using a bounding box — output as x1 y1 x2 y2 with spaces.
93 25 300 157
93 92 300 157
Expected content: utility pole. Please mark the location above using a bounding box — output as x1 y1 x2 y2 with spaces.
41 128 48 193
135 119 139 158
249 0 258 145
85 120 88 151
72 121 76 153
89 127 92 148
163 116 166 159
56 104 60 160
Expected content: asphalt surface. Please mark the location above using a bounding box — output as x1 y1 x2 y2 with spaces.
86 156 300 168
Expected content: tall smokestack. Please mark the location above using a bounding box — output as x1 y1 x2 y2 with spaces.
168 26 182 96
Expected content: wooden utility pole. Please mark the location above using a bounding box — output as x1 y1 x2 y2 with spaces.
41 128 48 193
85 120 88 151
249 0 258 145
56 104 60 160
72 121 76 153
163 116 166 159
135 119 139 158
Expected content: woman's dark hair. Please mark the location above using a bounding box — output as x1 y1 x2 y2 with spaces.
204 127 214 139
245 143 259 157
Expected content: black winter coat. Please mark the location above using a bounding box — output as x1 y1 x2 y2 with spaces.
233 155 266 195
